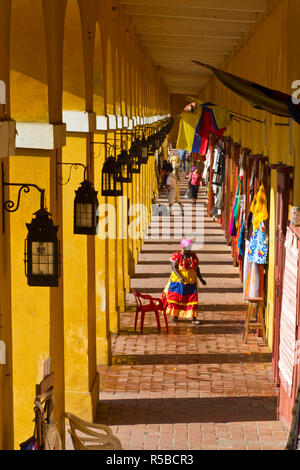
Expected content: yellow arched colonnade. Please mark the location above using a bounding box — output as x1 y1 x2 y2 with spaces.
0 0 170 449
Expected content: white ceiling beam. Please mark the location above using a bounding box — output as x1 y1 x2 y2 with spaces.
145 44 233 53
132 17 251 33
123 5 259 23
135 23 244 40
137 35 238 47
137 29 243 39
119 0 267 12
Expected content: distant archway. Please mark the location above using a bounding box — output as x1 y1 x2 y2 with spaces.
10 0 49 122
115 49 121 117
93 21 105 116
106 38 115 115
63 0 85 111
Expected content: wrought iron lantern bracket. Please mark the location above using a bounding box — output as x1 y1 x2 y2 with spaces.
56 162 88 186
2 162 46 233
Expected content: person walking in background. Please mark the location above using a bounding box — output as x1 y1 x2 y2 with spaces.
189 167 202 205
169 152 180 180
162 238 207 325
165 164 183 215
178 149 187 173
185 152 193 179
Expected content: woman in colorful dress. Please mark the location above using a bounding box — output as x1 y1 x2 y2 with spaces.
162 238 207 324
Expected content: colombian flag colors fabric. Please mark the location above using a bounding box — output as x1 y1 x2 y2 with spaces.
176 102 231 155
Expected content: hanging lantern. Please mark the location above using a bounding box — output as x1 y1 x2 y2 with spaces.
147 134 156 156
117 150 132 183
140 135 148 164
74 179 99 235
101 156 123 196
129 140 142 174
25 208 60 287
154 133 160 150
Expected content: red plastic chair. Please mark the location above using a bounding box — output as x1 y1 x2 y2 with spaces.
132 289 168 334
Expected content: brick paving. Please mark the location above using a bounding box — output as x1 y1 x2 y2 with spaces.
96 176 289 450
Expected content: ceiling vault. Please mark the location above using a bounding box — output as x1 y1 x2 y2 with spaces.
119 0 271 95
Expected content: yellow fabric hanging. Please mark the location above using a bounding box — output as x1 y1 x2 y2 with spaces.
212 105 232 130
176 110 199 151
250 183 268 230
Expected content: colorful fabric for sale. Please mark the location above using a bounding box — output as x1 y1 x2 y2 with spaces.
250 183 268 230
176 110 200 151
229 178 241 237
191 107 227 156
247 222 268 264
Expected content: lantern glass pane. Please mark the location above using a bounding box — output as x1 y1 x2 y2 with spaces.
75 202 93 228
142 147 148 158
31 241 55 275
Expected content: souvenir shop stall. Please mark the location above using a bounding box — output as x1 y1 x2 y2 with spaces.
204 137 271 308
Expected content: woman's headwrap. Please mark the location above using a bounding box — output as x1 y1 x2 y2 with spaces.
181 238 193 250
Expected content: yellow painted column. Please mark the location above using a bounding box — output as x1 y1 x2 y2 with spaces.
106 131 120 334
121 181 130 293
93 136 111 365
127 166 135 276
49 148 65 445
0 157 14 450
8 153 51 448
62 134 97 420
0 0 14 450
116 194 126 313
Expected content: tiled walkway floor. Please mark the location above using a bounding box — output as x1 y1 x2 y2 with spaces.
96 176 289 450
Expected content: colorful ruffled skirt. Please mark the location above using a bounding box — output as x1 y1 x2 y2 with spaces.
162 268 198 319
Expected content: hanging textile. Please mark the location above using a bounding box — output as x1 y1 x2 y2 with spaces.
212 144 225 187
247 222 268 264
193 61 300 125
229 178 241 237
202 149 210 182
247 183 269 264
250 183 268 231
243 257 260 300
176 110 200 151
278 228 299 397
192 106 231 156
210 144 226 217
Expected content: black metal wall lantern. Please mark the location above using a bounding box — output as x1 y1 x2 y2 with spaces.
74 179 99 235
25 202 60 287
146 134 156 156
56 162 99 235
117 149 133 183
1 163 61 287
140 134 149 164
101 156 123 196
129 140 142 174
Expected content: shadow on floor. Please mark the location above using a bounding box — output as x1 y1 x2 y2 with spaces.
111 352 272 366
131 287 243 294
96 396 278 425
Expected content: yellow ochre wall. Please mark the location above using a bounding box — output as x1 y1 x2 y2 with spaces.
0 0 169 449
197 0 300 348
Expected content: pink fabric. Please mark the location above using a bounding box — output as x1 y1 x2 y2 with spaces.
190 173 201 186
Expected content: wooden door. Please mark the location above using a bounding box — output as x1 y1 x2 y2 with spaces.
272 166 294 384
